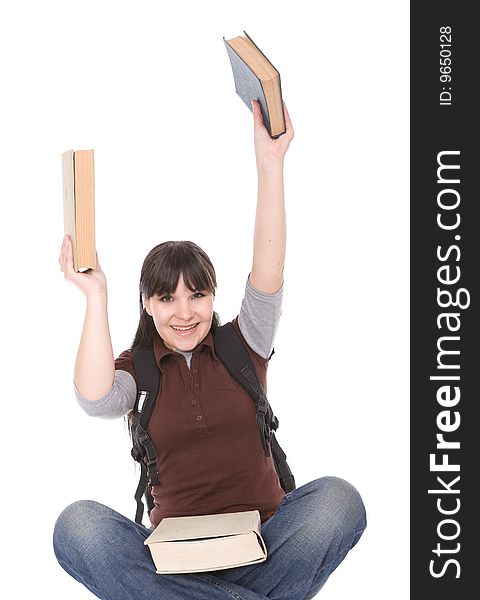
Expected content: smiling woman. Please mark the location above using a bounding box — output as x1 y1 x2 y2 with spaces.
54 98 366 600
136 240 219 352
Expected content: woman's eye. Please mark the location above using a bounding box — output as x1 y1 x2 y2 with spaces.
158 292 205 302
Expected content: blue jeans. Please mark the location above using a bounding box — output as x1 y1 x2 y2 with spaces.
53 477 366 600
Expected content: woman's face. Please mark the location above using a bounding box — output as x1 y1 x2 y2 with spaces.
143 273 214 352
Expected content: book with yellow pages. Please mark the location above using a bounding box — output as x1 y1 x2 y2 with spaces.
224 31 286 138
62 149 96 272
144 509 267 574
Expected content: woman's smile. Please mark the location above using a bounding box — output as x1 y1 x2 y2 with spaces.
171 322 200 335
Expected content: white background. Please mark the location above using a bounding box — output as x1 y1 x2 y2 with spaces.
0 1 409 598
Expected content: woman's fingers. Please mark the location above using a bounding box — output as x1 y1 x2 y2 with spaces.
59 235 108 298
59 238 65 271
253 98 293 143
62 236 76 278
60 236 99 276
59 236 70 273
283 101 294 135
252 99 265 129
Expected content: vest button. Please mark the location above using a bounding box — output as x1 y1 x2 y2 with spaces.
192 368 198 374
194 383 200 389
196 415 203 421
191 399 197 405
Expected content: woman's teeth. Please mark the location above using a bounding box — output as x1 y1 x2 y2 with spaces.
171 323 198 334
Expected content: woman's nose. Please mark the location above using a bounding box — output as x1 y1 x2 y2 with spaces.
175 300 195 321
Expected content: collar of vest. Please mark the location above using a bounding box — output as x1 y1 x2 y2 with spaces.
152 329 217 366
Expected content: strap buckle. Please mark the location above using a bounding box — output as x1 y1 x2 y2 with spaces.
137 390 149 413
256 398 267 415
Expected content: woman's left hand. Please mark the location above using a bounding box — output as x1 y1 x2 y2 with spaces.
252 99 294 169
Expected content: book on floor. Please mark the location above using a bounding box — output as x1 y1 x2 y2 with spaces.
224 31 286 138
144 509 267 574
62 148 96 272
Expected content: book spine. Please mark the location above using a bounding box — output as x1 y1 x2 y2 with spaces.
242 32 286 137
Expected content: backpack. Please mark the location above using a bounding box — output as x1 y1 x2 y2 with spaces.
129 321 295 525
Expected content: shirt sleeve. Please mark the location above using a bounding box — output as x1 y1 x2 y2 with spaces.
237 275 283 360
74 350 137 419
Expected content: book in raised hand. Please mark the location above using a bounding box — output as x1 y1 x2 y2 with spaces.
224 31 286 138
62 149 96 272
144 509 267 574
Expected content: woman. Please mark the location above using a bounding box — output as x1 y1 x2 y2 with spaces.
54 100 366 599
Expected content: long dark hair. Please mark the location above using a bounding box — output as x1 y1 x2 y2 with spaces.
130 241 220 349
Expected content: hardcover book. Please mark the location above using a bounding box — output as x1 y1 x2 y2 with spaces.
144 509 267 574
224 31 286 138
62 149 96 272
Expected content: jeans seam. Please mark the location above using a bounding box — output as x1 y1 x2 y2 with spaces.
315 530 363 582
195 574 249 600
58 558 103 598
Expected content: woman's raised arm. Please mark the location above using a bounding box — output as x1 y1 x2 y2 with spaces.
59 235 115 400
249 99 294 294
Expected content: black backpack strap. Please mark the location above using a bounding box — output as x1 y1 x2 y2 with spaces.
133 462 148 524
131 344 161 525
213 323 276 456
271 432 296 493
214 323 295 493
132 345 160 429
213 322 295 493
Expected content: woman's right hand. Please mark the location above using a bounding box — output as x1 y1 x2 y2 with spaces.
59 235 107 298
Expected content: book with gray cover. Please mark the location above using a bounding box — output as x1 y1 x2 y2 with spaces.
224 31 286 138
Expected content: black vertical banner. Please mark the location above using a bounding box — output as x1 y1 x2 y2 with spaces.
411 2 477 598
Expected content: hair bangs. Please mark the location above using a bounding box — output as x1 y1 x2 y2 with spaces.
140 241 217 299
181 255 216 295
